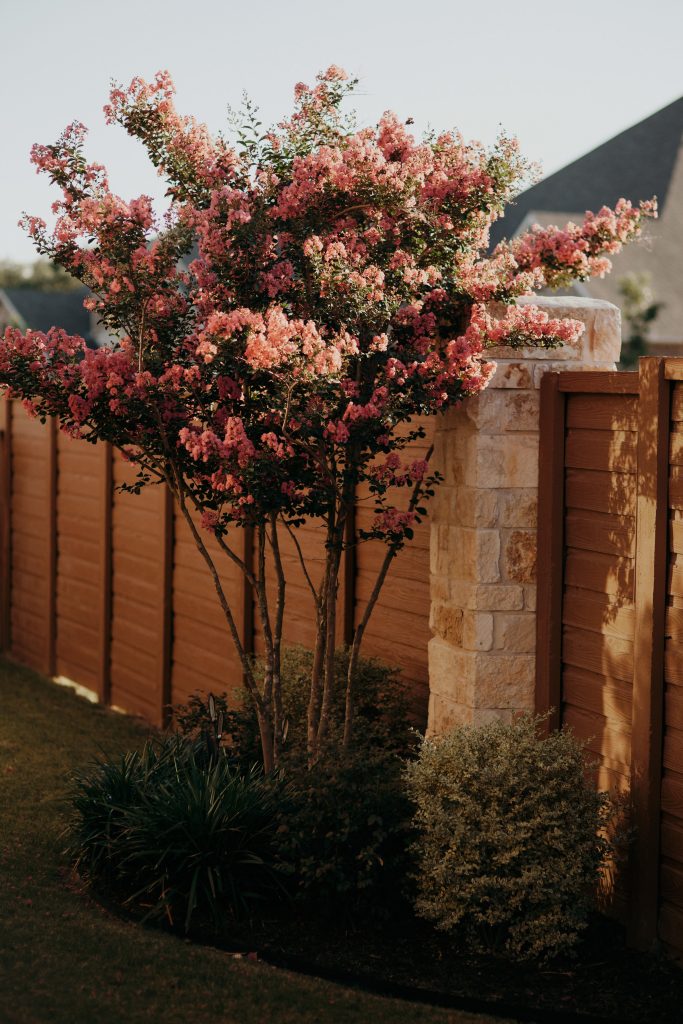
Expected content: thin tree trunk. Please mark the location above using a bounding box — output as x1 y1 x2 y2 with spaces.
316 539 342 749
269 514 286 762
342 444 434 748
255 523 276 762
307 523 334 762
173 487 276 773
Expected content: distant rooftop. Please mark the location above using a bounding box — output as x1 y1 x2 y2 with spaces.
0 286 92 342
491 96 683 351
492 95 683 247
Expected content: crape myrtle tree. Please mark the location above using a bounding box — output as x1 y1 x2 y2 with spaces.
0 67 655 771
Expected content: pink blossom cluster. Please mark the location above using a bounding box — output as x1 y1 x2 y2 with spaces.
0 67 654 544
463 303 585 351
499 198 657 289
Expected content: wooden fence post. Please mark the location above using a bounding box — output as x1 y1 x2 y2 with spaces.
535 373 566 733
159 483 174 725
629 356 669 948
46 417 58 677
98 442 113 705
0 398 11 653
342 504 357 647
241 525 254 683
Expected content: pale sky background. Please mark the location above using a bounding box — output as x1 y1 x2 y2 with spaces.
1 0 682 263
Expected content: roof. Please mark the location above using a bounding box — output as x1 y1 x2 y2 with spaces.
491 95 683 248
489 96 683 348
0 286 92 340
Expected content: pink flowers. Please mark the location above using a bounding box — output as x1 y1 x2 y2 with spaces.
462 303 585 351
499 198 657 288
0 66 654 547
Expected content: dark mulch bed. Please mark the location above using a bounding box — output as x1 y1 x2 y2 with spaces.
98 888 683 1024
224 907 683 1024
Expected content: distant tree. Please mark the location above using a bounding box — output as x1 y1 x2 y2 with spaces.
617 272 663 368
0 258 82 292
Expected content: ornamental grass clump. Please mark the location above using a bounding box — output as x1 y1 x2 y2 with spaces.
68 735 282 932
405 716 617 963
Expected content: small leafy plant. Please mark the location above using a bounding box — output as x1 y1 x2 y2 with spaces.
274 745 413 913
184 646 415 772
172 650 416 913
405 716 619 963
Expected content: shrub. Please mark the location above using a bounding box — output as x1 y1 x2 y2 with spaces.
274 745 413 913
405 716 617 963
175 646 414 770
68 735 282 932
170 651 416 913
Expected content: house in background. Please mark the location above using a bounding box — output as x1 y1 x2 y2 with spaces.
0 285 102 347
493 96 683 355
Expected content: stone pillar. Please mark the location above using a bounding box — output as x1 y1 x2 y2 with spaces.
427 296 622 733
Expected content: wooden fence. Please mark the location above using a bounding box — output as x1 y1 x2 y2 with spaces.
5 352 683 960
0 397 432 726
536 356 683 957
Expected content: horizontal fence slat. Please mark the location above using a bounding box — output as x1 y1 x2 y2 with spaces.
558 371 640 394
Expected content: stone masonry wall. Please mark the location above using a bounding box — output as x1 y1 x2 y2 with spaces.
427 296 623 734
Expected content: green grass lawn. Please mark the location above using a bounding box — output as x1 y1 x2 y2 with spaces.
0 658 514 1024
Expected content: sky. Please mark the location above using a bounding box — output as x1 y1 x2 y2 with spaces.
1 0 682 263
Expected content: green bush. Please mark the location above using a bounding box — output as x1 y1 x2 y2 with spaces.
268 645 413 756
68 735 282 932
184 646 414 769
405 716 617 963
171 649 417 913
274 746 413 912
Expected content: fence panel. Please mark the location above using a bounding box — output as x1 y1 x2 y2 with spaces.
108 451 171 725
0 399 432 728
170 505 247 709
8 407 55 674
561 381 639 801
355 418 433 722
659 378 683 949
536 361 683 958
55 433 109 697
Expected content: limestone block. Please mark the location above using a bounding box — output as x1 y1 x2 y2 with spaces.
431 525 459 576
461 610 494 651
447 527 500 584
428 641 535 711
514 295 622 366
472 652 536 708
452 486 499 529
429 603 463 646
464 388 540 434
430 573 451 604
470 706 516 726
431 605 494 651
490 361 534 390
497 489 538 528
427 693 471 733
444 453 467 488
503 529 537 583
493 612 537 653
500 390 540 432
523 584 537 611
449 581 525 612
584 305 622 363
427 637 476 704
466 434 539 490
